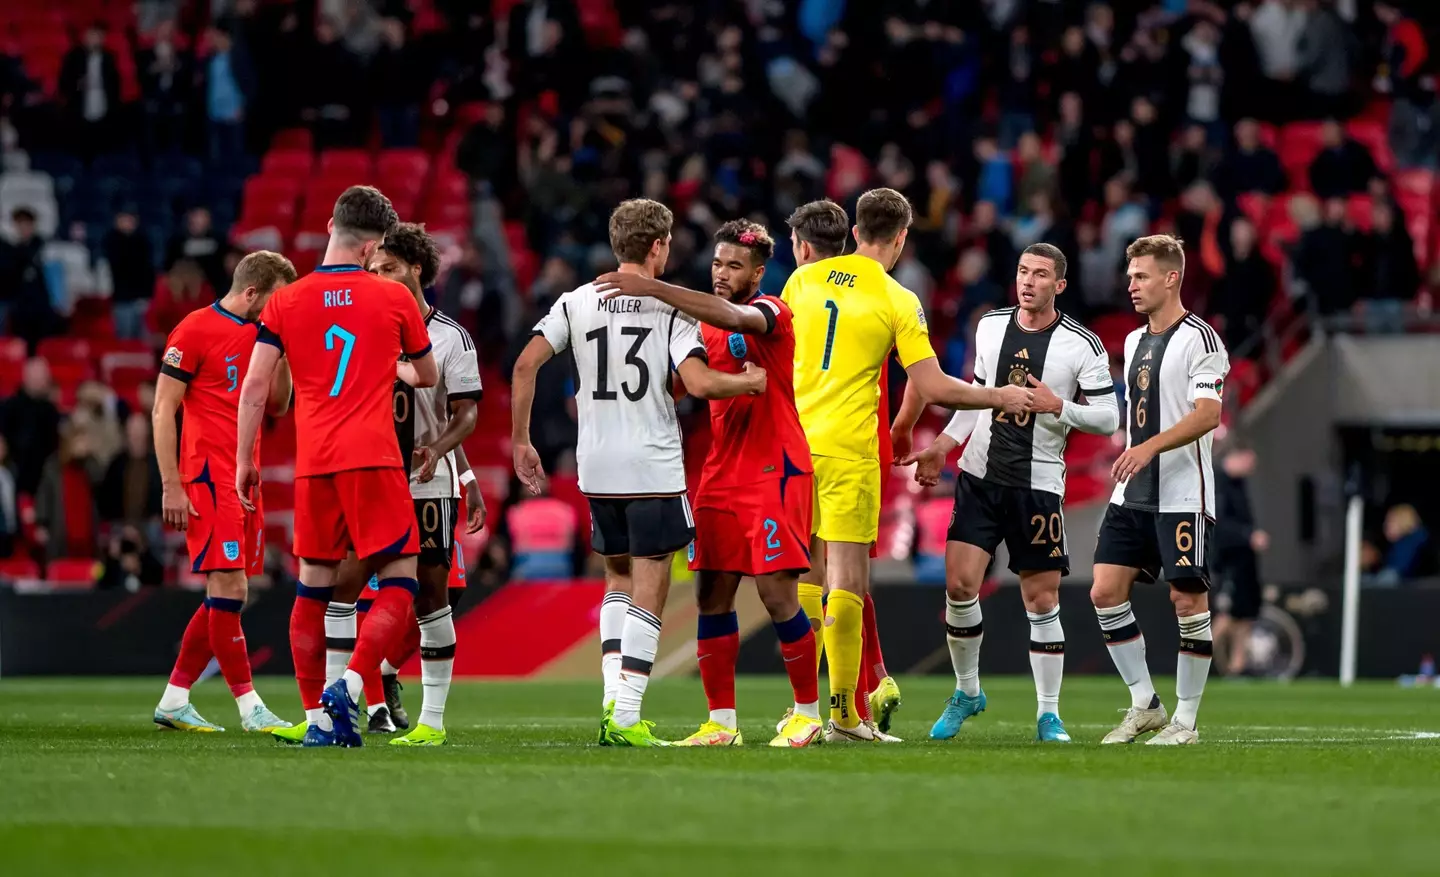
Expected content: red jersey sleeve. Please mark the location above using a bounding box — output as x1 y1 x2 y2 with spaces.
257 293 285 352
750 295 792 336
161 316 206 384
398 291 431 360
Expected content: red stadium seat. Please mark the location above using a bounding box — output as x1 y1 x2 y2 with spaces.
1235 192 1270 230
0 358 22 395
1346 194 1374 232
1278 121 1326 186
1394 169 1435 200
270 128 313 151
318 148 374 180
99 350 154 379
0 557 40 580
46 557 99 588
1345 118 1394 175
377 148 431 183
37 337 91 363
260 148 314 181
0 336 25 363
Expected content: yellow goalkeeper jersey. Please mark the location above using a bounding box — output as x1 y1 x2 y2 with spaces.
781 253 936 462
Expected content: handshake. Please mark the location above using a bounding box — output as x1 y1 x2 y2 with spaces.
994 374 1062 416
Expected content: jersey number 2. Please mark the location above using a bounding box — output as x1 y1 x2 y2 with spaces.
585 326 651 401
821 300 839 371
762 518 781 549
325 324 356 397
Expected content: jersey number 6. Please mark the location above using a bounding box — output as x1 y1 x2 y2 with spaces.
325 323 356 397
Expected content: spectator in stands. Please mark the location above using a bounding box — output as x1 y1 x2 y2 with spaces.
0 358 60 497
1295 0 1354 118
98 412 162 542
1055 91 1094 210
1076 220 1120 315
58 22 121 157
1214 117 1287 197
1309 119 1378 199
371 17 428 148
1376 2 1438 169
1212 218 1275 350
1129 96 1174 203
72 381 123 480
1183 19 1226 143
34 422 99 564
1249 0 1306 117
1292 195 1357 320
1173 125 1218 193
104 210 157 342
97 524 164 590
137 19 192 155
0 207 59 351
1355 200 1419 333
958 200 1015 290
1366 504 1437 586
199 25 256 169
164 208 225 293
148 258 212 339
1014 133 1056 219
1099 176 1149 275
0 434 16 558
302 17 364 148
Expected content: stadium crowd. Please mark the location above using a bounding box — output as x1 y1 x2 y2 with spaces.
0 0 1436 584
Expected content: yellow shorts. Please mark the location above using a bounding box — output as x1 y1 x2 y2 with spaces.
810 455 881 545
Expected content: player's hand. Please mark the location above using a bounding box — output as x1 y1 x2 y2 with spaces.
514 442 547 496
412 446 439 483
464 482 487 533
891 425 914 462
1026 374 1063 415
396 360 419 387
1111 441 1157 483
741 361 767 395
903 445 947 488
162 482 199 532
1251 530 1270 553
595 272 659 301
996 383 1033 415
236 461 260 512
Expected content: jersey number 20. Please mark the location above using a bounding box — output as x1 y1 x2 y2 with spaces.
325 323 356 397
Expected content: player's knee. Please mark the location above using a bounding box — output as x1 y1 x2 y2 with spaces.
207 569 248 600
1022 588 1059 615
1090 580 1126 609
757 584 799 621
945 577 981 602
1170 586 1209 616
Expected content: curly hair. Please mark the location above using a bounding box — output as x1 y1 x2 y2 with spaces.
379 222 442 288
714 219 775 265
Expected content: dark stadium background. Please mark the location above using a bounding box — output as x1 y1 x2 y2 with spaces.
0 0 1437 679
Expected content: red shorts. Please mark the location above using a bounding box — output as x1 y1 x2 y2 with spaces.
185 480 264 576
293 468 419 562
690 475 813 577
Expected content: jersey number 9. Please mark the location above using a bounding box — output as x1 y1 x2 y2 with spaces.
226 364 238 392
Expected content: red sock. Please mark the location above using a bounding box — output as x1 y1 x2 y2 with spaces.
778 628 819 705
291 587 329 710
168 604 212 689
854 625 874 723
863 592 889 680
696 615 740 715
348 581 416 677
206 597 254 698
356 607 386 708
386 612 421 670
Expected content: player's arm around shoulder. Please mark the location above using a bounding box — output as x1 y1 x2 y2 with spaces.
675 352 767 400
394 282 438 388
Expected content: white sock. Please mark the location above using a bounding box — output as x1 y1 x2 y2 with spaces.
709 708 737 729
1096 602 1157 709
367 703 386 717
306 707 333 732
324 602 357 687
600 590 631 707
614 604 661 728
235 690 262 717
1175 611 1214 729
342 668 364 702
794 702 821 720
945 597 983 697
418 607 456 731
1028 607 1064 719
158 683 189 711
381 659 400 676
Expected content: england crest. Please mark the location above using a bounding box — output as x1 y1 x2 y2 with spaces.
222 541 241 562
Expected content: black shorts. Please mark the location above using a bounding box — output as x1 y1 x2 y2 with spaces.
589 495 695 559
413 498 458 569
947 472 1069 576
1095 504 1212 591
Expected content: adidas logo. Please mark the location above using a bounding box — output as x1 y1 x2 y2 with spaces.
422 538 437 549
1176 556 1191 566
1142 349 1153 361
1015 348 1030 360
1049 547 1062 558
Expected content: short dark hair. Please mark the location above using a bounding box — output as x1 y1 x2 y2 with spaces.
380 222 442 288
714 219 774 265
786 200 848 257
608 199 673 265
232 250 297 294
1021 243 1068 280
11 207 35 223
855 188 913 244
332 185 398 240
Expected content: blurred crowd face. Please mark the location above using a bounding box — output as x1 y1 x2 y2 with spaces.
1230 218 1257 256
125 414 150 458
710 243 762 303
1223 447 1258 478
22 358 51 397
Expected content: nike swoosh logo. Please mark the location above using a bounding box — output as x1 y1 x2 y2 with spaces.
225 354 240 362
782 654 804 662
765 552 784 562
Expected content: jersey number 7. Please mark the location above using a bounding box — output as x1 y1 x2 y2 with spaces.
325 323 356 397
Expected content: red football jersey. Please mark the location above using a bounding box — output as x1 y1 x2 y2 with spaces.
697 295 812 491
257 264 430 477
161 301 262 485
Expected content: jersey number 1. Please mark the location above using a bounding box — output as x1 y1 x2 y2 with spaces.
325 324 356 397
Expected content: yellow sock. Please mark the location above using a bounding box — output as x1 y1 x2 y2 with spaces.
823 589 864 728
797 582 826 674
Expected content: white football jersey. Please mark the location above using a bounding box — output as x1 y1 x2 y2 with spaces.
1110 313 1229 514
958 307 1115 496
532 282 705 497
394 307 482 500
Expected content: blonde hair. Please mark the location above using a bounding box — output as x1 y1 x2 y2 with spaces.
608 199 673 265
1125 234 1186 279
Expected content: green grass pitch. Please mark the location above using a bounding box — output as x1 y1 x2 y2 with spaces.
2 675 1438 876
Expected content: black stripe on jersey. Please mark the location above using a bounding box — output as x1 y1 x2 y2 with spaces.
256 324 283 351
1082 384 1115 396
984 312 1057 490
751 300 778 335
1122 323 1180 511
160 364 194 384
394 380 417 477
432 311 476 352
979 307 1016 324
447 389 483 403
405 342 433 360
683 346 708 364
1183 315 1219 354
1060 315 1105 358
